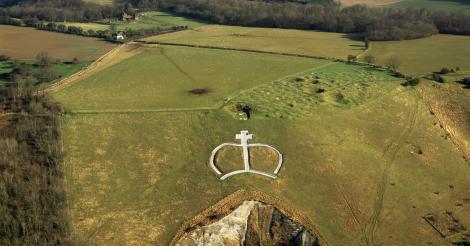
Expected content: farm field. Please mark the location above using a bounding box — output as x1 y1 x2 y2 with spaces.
0 25 116 61
365 34 470 75
97 11 206 31
54 40 470 245
53 45 328 111
144 25 365 59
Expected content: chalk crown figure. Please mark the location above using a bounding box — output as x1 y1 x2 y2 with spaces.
210 130 283 180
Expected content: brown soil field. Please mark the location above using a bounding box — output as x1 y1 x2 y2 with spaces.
340 0 402 6
0 25 116 61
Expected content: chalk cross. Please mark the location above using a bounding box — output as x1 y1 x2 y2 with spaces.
236 130 253 171
209 130 283 180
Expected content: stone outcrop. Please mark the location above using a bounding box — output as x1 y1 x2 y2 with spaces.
175 201 320 246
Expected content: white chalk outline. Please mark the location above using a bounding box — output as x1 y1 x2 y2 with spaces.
210 131 283 180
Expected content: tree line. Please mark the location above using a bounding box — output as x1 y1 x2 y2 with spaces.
0 0 119 22
1 0 469 41
129 0 470 40
0 54 68 245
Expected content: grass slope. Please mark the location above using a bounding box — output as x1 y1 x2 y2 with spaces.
365 34 470 75
144 25 365 59
61 82 469 245
0 25 116 61
53 45 328 111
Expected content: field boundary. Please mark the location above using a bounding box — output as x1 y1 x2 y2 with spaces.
44 43 127 93
69 107 217 114
136 40 343 61
170 189 329 246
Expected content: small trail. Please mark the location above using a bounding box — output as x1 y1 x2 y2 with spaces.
366 90 420 245
337 184 370 245
158 46 198 83
70 107 217 115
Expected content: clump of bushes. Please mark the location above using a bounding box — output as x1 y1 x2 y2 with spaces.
402 77 420 87
235 103 252 119
431 73 445 83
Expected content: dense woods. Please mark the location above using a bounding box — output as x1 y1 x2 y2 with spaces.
0 0 119 22
1 0 469 40
0 56 68 244
130 0 470 40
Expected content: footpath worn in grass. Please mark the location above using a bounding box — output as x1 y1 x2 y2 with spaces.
53 45 328 111
365 34 470 75
0 25 116 61
144 25 365 59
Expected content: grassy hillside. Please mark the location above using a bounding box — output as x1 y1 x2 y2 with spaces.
53 45 328 111
59 72 469 245
144 25 365 59
364 34 470 75
0 25 116 61
30 12 470 244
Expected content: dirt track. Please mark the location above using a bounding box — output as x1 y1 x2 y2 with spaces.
44 42 144 93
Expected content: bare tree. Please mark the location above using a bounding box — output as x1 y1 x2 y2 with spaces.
364 55 376 64
386 57 400 72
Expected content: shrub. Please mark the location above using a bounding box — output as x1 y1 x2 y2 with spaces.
461 77 470 86
439 67 451 74
0 55 10 62
402 77 420 87
431 73 445 83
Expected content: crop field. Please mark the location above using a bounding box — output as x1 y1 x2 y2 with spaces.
365 34 470 75
144 25 365 59
53 38 470 245
0 25 116 61
53 45 328 111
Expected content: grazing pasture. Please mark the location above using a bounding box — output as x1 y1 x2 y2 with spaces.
364 34 470 75
0 25 116 61
53 45 328 111
45 22 470 246
99 11 206 31
60 73 470 245
144 25 365 59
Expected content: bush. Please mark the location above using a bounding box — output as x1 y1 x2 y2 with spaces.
0 55 10 62
461 77 470 86
439 67 451 74
402 77 420 87
431 73 445 83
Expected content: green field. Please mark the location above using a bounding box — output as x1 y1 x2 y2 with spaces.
144 25 366 59
364 34 470 75
0 25 116 61
53 45 328 111
97 11 206 31
391 0 470 14
53 38 470 245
